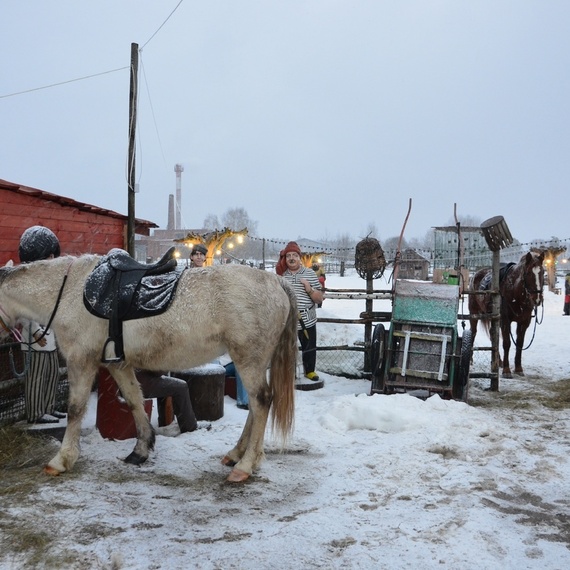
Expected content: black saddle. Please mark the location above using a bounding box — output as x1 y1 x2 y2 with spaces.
480 262 515 291
83 247 183 363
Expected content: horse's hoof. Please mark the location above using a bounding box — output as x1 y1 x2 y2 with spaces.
227 468 249 482
44 464 62 476
503 372 513 379
221 455 237 467
124 452 147 466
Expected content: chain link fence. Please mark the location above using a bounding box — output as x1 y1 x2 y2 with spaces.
314 345 367 379
0 342 68 426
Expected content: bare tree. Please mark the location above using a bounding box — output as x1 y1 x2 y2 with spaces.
382 236 408 254
330 232 356 263
211 208 260 262
445 214 482 228
203 213 220 230
408 229 434 252
362 222 380 240
222 207 258 236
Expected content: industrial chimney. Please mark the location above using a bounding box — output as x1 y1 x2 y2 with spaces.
174 164 184 229
167 194 175 230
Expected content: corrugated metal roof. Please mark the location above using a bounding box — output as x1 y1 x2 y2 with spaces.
0 178 158 229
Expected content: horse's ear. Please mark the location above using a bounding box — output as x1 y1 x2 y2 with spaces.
4 260 14 267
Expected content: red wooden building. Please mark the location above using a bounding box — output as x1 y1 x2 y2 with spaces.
0 178 157 264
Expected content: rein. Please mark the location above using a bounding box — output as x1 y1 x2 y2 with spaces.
31 259 74 346
504 261 544 351
0 259 73 346
508 303 543 351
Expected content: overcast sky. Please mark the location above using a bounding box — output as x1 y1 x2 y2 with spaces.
1 1 568 246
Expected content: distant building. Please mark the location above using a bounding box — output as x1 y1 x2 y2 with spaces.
398 249 430 280
137 228 209 263
433 226 490 271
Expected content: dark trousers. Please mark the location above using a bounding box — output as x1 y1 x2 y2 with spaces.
24 350 60 422
136 370 197 433
298 324 317 375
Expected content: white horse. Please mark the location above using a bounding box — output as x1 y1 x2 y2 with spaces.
0 255 298 482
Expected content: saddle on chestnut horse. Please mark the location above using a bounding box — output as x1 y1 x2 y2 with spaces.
479 262 515 292
83 247 183 363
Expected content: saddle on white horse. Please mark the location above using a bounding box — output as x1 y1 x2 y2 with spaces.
83 247 183 363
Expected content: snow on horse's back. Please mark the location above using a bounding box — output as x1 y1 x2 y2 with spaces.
0 256 298 482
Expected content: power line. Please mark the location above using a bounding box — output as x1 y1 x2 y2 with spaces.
140 0 185 50
140 56 167 167
0 0 185 100
0 67 128 99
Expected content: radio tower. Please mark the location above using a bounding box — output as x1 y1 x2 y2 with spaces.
174 164 184 229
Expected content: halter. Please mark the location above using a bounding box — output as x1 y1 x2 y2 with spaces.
0 258 74 345
501 260 544 316
523 270 544 306
0 304 22 342
4 259 74 378
505 258 544 350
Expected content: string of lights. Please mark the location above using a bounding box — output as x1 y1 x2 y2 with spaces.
246 235 354 253
244 234 570 259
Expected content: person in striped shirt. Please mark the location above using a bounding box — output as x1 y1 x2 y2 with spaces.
277 242 323 382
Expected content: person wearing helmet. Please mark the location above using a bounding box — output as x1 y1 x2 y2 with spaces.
18 226 65 424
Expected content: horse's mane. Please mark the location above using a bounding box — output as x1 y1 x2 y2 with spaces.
517 250 543 264
0 265 16 286
0 253 101 285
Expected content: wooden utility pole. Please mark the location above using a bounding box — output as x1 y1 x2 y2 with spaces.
127 42 139 256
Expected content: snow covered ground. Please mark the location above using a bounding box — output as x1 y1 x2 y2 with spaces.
1 269 569 569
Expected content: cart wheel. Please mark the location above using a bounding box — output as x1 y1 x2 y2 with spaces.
370 323 386 394
453 329 472 401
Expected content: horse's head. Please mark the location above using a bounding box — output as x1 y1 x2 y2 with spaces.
0 262 23 343
522 251 545 306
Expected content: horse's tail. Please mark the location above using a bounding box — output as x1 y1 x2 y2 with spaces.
269 280 298 441
479 316 491 337
468 269 493 337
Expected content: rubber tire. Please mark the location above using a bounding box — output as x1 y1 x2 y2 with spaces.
454 329 472 401
370 323 386 394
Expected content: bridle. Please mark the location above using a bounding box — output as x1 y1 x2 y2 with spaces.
505 260 545 349
0 259 74 345
1 259 74 377
0 304 22 342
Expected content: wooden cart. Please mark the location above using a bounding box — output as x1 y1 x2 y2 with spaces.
370 279 471 401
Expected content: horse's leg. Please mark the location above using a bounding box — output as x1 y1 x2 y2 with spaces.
513 320 530 376
45 359 98 475
221 411 253 466
222 368 271 482
501 321 512 378
109 366 155 465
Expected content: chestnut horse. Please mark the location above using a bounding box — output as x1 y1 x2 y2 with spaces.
0 254 298 482
468 251 544 378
